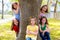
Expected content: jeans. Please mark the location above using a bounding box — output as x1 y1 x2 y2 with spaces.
26 37 36 40
39 31 50 40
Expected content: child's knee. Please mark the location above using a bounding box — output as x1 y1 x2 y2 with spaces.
45 32 50 35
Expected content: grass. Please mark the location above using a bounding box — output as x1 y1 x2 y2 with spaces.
0 19 60 40
0 21 16 40
48 19 60 40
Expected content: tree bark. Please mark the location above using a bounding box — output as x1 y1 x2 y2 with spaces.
54 0 58 18
17 0 42 40
2 0 4 19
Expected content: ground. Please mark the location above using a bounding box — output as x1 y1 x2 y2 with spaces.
48 19 60 40
0 21 16 40
0 19 60 40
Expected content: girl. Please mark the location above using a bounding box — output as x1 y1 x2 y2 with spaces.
39 16 50 40
39 5 48 19
11 19 20 37
12 2 20 21
26 17 38 40
11 2 20 37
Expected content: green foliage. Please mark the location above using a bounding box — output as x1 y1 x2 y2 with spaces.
10 0 18 2
7 11 13 15
48 19 60 40
42 0 47 5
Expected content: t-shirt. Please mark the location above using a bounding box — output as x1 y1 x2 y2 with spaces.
39 13 46 17
12 25 19 33
14 9 20 21
40 24 46 31
26 25 38 38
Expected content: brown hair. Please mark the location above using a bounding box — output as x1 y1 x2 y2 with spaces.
40 5 48 13
11 19 20 30
12 2 18 10
39 16 48 25
12 19 20 27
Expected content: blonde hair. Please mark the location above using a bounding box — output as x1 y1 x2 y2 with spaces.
28 16 37 25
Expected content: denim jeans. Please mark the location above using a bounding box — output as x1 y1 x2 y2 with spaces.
39 31 50 40
26 37 36 40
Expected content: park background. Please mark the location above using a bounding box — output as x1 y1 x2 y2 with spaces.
0 0 60 40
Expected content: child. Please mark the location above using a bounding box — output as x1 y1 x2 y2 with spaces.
39 5 48 19
39 16 50 40
12 2 20 21
26 17 38 40
11 19 20 37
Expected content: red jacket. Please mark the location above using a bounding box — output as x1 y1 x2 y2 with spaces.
12 25 19 33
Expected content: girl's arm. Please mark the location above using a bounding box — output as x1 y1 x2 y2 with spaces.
12 6 19 14
26 26 32 34
30 27 38 35
26 28 31 34
13 8 18 14
46 24 50 32
39 24 43 32
27 26 38 35
43 24 50 32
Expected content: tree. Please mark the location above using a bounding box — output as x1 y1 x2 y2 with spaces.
17 0 42 40
2 0 4 19
54 0 58 18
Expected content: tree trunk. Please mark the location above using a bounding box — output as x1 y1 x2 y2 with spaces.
2 0 4 19
17 0 42 40
54 0 58 18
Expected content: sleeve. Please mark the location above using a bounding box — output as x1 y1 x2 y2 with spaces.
26 25 30 31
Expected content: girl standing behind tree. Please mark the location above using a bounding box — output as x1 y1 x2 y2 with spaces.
12 2 20 21
11 2 20 37
11 19 19 37
39 5 48 19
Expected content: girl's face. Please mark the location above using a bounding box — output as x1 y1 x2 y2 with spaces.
42 6 48 12
42 18 46 24
13 4 18 9
30 18 36 25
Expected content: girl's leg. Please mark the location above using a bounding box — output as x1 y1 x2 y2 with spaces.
16 32 19 37
26 37 32 40
32 37 37 40
45 32 50 40
39 31 46 40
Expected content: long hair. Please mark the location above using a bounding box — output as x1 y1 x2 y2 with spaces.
12 19 20 27
40 5 48 13
12 2 18 10
39 16 48 25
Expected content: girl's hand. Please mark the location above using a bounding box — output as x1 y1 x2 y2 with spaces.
42 30 47 36
29 31 37 35
26 30 31 35
42 32 44 36
40 30 43 32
